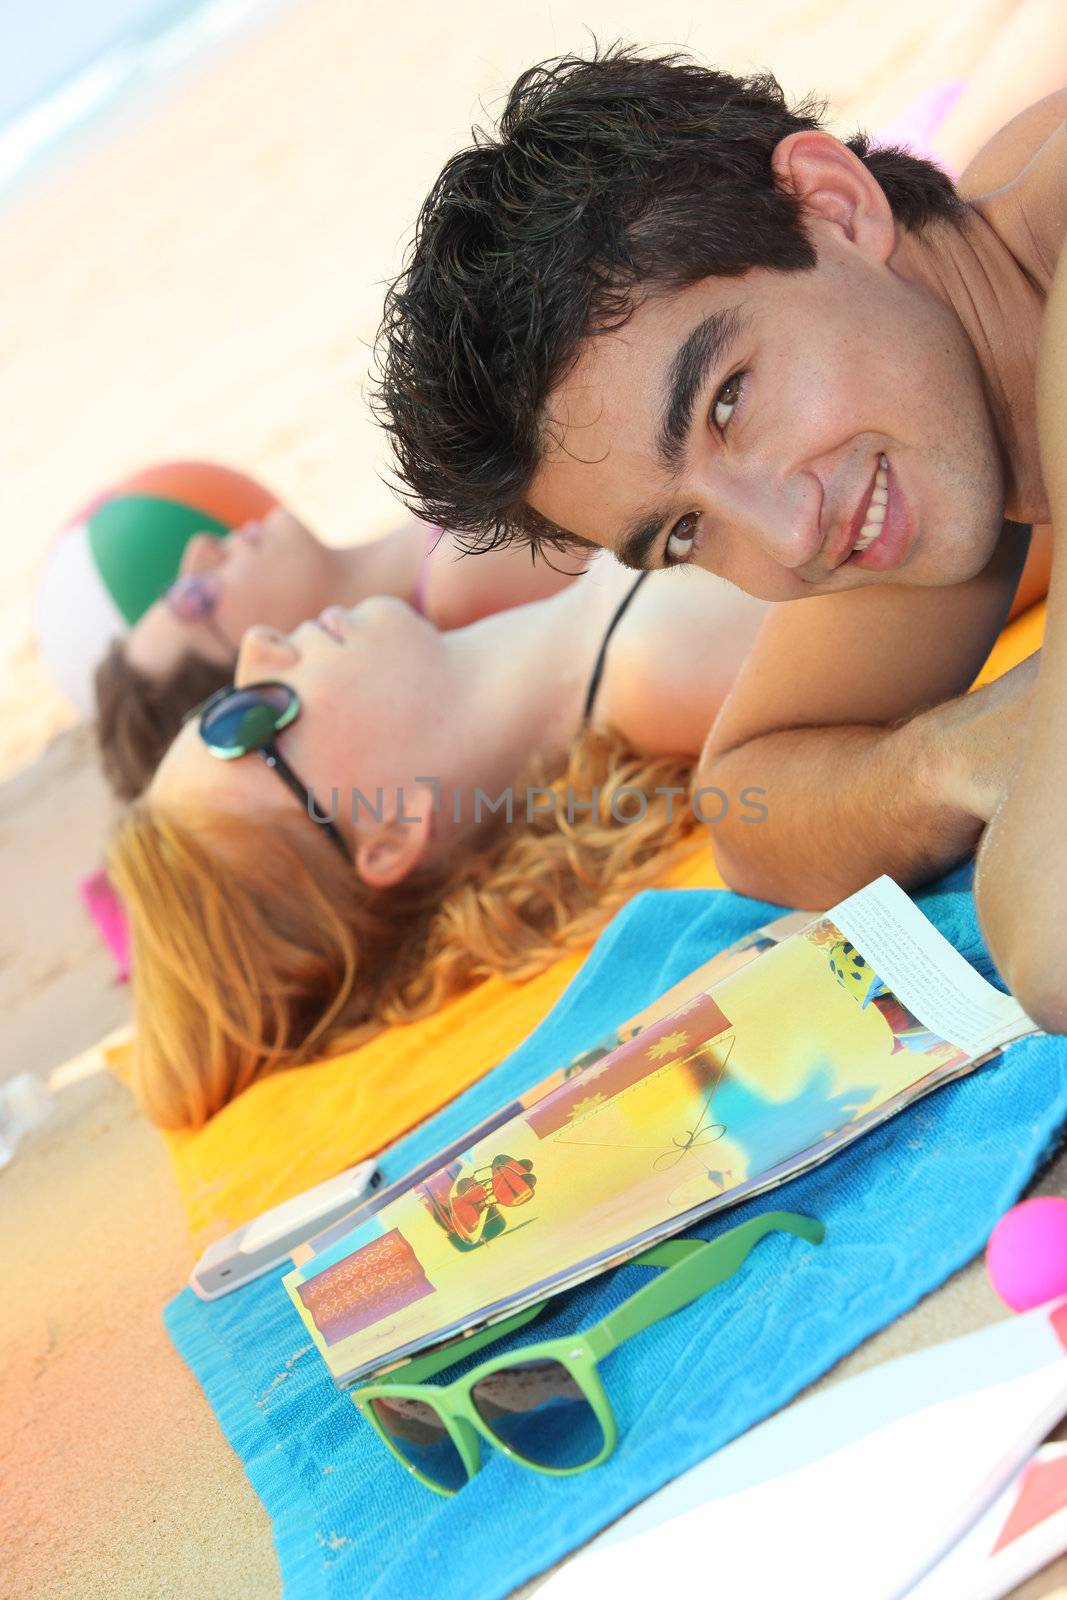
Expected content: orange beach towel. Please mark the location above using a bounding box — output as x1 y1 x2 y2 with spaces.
161 846 726 1240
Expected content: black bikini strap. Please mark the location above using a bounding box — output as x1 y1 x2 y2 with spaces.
582 572 651 723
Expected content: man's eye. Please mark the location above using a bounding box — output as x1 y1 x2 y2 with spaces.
712 371 745 432
665 513 700 566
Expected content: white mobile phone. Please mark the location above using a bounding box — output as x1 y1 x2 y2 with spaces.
189 1158 382 1299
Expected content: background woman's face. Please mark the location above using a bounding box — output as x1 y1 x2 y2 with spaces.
124 508 340 680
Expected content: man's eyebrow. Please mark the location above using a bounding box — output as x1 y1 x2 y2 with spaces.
612 306 747 571
616 507 675 572
655 305 746 473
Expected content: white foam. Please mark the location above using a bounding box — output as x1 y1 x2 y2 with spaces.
0 0 293 200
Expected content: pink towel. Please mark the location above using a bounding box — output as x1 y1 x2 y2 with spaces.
79 868 131 982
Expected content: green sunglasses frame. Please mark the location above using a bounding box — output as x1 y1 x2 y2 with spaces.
190 679 351 862
352 1209 824 1496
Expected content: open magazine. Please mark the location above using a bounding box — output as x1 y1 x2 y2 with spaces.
283 876 1038 1389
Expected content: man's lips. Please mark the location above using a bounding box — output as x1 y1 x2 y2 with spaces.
823 459 882 573
845 456 913 573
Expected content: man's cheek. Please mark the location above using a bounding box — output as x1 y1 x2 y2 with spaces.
715 548 809 602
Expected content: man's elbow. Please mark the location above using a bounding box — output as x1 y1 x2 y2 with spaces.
979 901 1067 1034
695 744 774 901
705 825 778 903
993 948 1067 1033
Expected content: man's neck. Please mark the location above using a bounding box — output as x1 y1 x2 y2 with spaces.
893 109 1067 528
895 213 1048 526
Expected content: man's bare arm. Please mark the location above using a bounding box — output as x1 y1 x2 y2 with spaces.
702 725 976 912
696 531 1037 910
976 234 1067 1027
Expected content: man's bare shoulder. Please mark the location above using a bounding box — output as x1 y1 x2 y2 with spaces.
958 89 1067 198
960 90 1067 285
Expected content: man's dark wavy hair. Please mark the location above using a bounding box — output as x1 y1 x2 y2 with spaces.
374 44 964 555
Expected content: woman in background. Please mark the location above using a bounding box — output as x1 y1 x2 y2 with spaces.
96 504 585 799
109 556 769 1129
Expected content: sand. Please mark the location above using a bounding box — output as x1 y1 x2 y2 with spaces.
1 0 1066 1594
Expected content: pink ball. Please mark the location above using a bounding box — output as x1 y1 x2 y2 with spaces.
986 1197 1067 1312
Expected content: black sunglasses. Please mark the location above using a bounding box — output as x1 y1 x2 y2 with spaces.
187 681 350 861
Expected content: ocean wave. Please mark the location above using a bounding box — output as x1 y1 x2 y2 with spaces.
0 0 287 199
0 46 139 191
140 0 282 78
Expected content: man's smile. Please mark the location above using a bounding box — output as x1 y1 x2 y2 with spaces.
840 454 917 575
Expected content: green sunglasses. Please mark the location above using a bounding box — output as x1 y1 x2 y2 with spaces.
189 680 350 862
353 1209 824 1496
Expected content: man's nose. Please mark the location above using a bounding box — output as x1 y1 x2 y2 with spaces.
715 469 824 570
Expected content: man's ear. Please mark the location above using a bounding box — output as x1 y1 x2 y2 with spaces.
771 129 896 262
354 783 436 888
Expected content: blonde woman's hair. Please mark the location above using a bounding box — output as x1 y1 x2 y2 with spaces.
108 726 702 1129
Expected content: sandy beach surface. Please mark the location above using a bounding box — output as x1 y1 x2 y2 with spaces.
2 0 1066 1594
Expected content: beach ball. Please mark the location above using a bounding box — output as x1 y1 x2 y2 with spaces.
986 1197 1067 1312
36 460 278 718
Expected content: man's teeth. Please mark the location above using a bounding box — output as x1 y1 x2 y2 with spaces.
852 454 890 554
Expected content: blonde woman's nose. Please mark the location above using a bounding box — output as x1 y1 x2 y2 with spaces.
235 623 298 685
179 532 227 576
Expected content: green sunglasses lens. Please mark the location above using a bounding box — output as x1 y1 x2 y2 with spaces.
471 1359 605 1470
369 1395 470 1493
200 685 294 755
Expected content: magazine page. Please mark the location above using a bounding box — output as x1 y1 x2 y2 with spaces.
288 906 814 1266
282 877 1037 1388
829 875 1033 1060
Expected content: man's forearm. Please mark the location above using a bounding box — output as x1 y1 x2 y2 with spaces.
975 238 1067 1027
975 595 1067 1027
699 715 984 911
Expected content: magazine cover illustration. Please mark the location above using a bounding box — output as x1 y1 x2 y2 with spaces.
283 880 1028 1387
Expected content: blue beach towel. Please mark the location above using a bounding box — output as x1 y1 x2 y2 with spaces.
165 863 1067 1599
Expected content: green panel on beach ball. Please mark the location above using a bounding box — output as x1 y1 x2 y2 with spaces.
86 495 229 625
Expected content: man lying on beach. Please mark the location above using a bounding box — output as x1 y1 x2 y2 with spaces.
372 46 1067 1030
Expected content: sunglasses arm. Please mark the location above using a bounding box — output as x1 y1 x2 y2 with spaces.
588 1211 825 1360
258 743 350 861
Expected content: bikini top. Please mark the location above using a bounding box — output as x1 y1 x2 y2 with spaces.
581 572 650 723
415 530 647 723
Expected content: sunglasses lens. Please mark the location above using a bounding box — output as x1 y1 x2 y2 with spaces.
472 1359 605 1470
201 685 293 755
369 1396 469 1493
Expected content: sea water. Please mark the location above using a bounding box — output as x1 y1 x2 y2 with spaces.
0 0 295 204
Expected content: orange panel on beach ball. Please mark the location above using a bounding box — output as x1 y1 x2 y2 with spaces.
69 459 278 533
